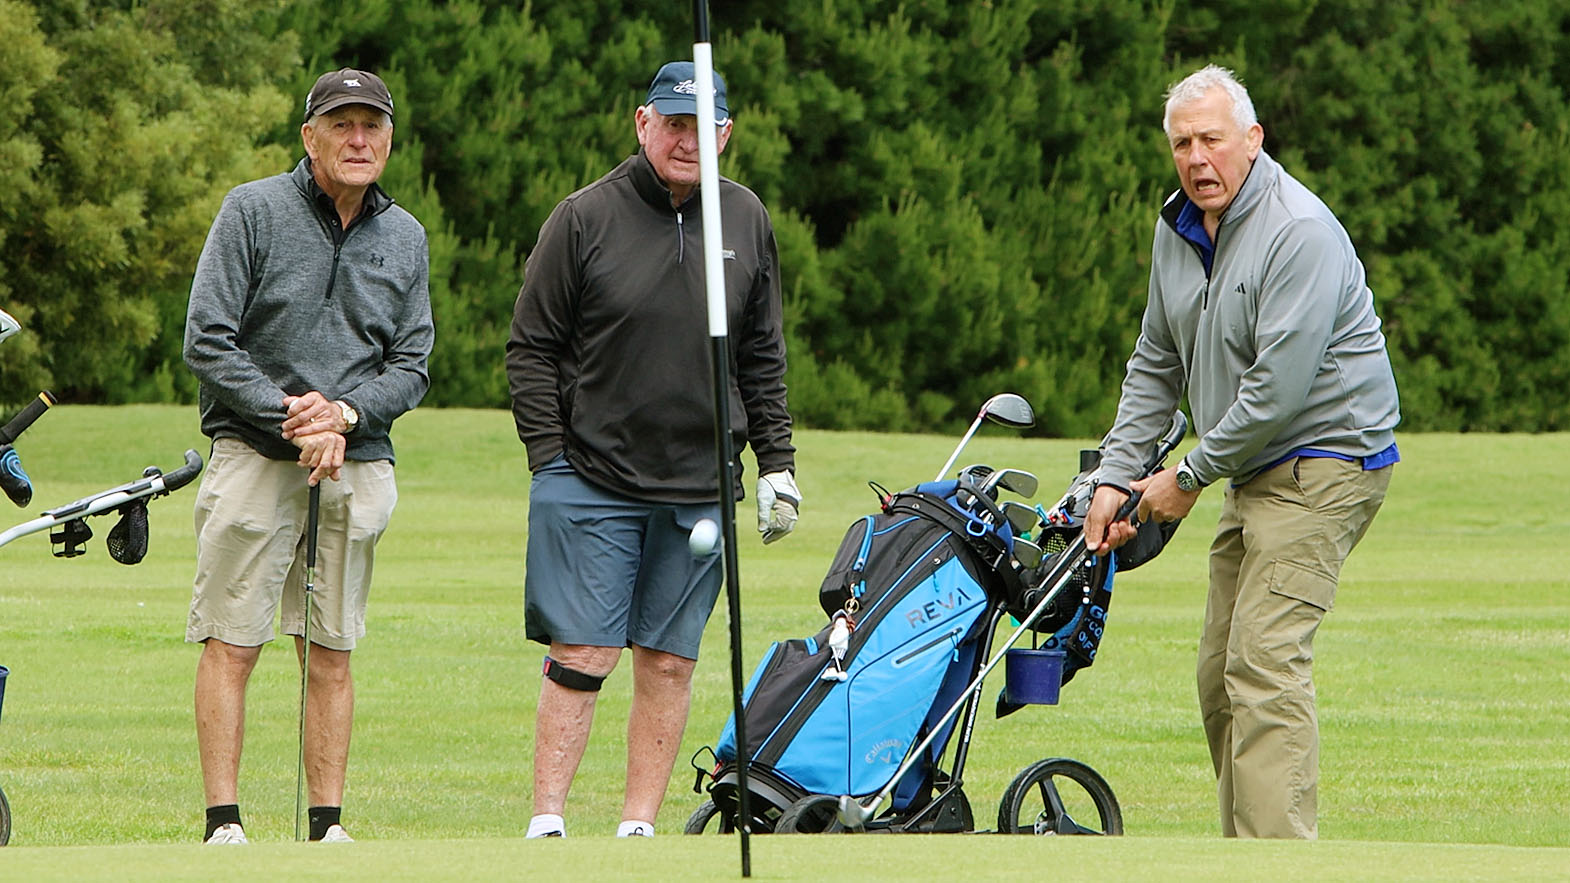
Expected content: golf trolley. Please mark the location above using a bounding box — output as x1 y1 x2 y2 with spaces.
0 308 204 846
686 394 1187 837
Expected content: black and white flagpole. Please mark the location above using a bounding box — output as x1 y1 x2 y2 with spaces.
691 1 752 876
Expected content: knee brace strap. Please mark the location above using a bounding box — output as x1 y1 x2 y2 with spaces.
543 656 605 692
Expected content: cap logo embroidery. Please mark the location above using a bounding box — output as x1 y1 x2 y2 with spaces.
672 79 699 95
344 78 362 87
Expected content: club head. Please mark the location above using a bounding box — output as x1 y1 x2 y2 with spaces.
1013 537 1044 569
980 393 1034 429
1001 500 1039 535
0 309 19 346
982 467 1039 500
957 463 994 485
836 794 873 830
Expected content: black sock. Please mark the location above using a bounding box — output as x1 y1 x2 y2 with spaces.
205 804 241 841
309 805 342 841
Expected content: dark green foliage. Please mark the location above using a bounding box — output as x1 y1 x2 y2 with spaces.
0 0 295 408
3 1 1568 432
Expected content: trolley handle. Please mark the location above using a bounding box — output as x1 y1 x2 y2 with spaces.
162 449 205 493
0 391 57 445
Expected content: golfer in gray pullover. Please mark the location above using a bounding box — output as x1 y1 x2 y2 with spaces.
182 68 432 846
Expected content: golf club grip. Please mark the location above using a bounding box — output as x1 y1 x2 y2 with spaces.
1115 490 1143 523
306 483 321 568
0 391 57 445
1141 409 1189 474
1105 411 1184 528
162 450 205 492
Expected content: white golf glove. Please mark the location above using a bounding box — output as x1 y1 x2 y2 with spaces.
756 470 801 544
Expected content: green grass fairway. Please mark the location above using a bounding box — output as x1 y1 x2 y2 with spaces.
1 406 1566 880
0 835 1566 881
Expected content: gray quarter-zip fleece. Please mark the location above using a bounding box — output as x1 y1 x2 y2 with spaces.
184 158 434 463
1098 150 1400 488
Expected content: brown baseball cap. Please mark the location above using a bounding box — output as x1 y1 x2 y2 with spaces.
303 68 395 122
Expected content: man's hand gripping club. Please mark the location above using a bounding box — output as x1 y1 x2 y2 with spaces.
1083 469 1201 556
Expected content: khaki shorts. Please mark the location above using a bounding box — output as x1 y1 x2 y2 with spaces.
186 438 397 651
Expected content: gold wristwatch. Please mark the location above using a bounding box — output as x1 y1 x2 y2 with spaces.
336 400 359 433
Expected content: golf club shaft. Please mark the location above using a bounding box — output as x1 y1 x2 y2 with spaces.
296 482 321 841
933 411 986 482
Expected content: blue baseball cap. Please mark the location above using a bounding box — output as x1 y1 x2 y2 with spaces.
645 61 729 124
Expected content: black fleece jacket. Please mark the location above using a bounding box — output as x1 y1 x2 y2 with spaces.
506 150 794 504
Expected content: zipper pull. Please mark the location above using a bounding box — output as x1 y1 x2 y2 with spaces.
676 211 684 264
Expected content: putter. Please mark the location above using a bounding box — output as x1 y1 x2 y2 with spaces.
295 482 321 842
934 394 1035 482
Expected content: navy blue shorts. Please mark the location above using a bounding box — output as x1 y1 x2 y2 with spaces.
524 457 722 660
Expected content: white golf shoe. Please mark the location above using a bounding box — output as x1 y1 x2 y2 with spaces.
204 823 248 845
319 824 354 843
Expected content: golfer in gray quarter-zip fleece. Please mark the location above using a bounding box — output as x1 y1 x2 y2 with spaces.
1084 65 1399 841
185 158 432 464
182 67 432 847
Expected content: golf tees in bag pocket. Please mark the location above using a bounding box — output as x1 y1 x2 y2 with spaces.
713 486 1008 814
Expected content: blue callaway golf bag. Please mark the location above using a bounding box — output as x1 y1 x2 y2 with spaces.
688 413 1188 836
715 480 1011 810
696 479 1040 831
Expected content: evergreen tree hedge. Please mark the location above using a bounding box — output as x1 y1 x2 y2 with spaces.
3 1 1567 434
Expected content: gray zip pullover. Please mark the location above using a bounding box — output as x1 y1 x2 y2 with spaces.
184 159 433 463
1099 150 1400 488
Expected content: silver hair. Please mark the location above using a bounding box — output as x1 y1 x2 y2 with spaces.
1163 64 1257 136
305 109 393 129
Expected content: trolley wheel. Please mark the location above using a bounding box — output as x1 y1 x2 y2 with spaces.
775 795 846 834
996 758 1122 835
684 799 735 834
1 783 10 845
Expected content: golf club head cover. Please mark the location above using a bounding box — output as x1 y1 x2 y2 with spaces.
542 657 605 692
756 470 801 544
0 444 33 507
107 499 150 565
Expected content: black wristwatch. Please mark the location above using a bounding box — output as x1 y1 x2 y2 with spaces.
1174 457 1203 493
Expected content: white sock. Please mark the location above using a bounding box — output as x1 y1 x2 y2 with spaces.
527 814 565 839
616 820 654 837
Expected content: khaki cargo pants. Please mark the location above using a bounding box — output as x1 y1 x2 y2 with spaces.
1198 456 1391 839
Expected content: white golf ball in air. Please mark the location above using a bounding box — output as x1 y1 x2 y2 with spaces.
689 518 720 556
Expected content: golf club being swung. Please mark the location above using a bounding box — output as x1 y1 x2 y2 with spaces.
295 482 321 842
